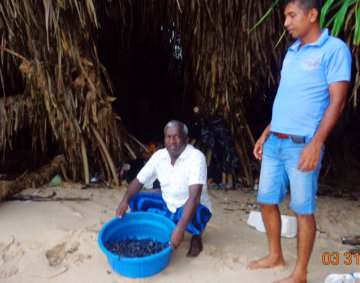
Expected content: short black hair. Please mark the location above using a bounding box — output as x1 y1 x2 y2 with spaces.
283 0 322 15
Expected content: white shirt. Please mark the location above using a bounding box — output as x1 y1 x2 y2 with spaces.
137 144 212 213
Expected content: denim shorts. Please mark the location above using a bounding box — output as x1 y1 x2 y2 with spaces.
257 134 324 215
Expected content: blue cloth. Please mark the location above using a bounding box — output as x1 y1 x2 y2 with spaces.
271 29 352 137
129 193 212 235
257 134 324 214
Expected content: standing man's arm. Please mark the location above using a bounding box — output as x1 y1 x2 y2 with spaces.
116 178 143 218
253 123 272 160
298 81 349 172
170 184 202 249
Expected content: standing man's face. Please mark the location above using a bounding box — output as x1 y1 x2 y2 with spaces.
284 2 318 39
164 125 188 159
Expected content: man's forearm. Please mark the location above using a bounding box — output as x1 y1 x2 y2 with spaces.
123 178 143 202
296 82 348 172
311 104 343 145
177 198 200 232
261 123 271 139
177 186 202 232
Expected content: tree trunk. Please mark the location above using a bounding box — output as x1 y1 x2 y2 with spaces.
0 155 65 201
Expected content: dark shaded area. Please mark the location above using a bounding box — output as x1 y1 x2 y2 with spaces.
199 116 239 183
97 5 190 144
107 42 174 143
0 127 53 181
0 150 51 180
317 109 360 197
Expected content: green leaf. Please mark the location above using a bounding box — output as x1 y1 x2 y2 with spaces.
274 29 287 49
249 0 279 33
332 0 354 36
320 0 335 28
322 1 349 29
324 11 341 28
354 0 360 45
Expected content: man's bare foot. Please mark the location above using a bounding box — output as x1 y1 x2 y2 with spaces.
186 235 203 257
274 274 306 283
247 255 285 270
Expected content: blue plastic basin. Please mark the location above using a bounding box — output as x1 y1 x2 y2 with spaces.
98 212 175 278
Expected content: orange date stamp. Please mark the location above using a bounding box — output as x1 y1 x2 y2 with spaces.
322 252 360 265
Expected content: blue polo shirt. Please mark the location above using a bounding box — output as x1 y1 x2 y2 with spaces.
271 29 352 137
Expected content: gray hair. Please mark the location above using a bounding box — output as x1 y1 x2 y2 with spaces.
164 120 189 136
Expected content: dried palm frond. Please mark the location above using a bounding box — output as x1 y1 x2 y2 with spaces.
0 0 359 187
0 0 132 184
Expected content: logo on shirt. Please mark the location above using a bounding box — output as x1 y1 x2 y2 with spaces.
301 57 321 71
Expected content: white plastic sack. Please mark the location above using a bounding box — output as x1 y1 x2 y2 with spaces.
247 211 297 238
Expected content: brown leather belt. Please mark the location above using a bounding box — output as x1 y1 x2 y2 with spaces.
272 132 306 144
272 132 292 139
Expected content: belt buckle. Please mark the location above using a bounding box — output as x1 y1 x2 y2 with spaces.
291 136 305 144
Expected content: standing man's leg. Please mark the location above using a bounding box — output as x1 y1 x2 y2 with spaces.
287 214 315 282
248 134 287 269
248 203 285 269
276 138 323 283
275 214 315 283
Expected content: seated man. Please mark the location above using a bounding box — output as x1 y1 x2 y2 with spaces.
116 120 212 257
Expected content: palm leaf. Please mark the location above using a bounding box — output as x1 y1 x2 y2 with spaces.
248 0 279 33
354 0 360 45
320 0 335 28
274 29 287 49
332 0 354 36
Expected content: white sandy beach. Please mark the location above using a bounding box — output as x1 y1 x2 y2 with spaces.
0 184 359 283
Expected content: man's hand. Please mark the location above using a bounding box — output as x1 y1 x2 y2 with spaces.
253 138 265 160
170 226 185 250
169 184 201 251
116 198 129 218
253 135 268 160
297 141 323 172
115 178 143 218
254 124 271 160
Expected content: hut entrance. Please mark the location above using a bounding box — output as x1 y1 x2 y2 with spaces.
97 9 190 144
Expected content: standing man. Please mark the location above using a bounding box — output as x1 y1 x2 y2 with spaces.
248 1 352 282
116 120 212 257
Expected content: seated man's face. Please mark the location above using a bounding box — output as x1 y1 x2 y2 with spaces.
164 125 188 158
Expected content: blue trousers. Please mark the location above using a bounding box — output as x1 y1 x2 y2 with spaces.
129 193 212 235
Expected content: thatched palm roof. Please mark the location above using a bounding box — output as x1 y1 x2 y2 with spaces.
0 0 359 190
0 0 128 186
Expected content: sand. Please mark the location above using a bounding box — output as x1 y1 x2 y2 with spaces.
0 184 359 283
